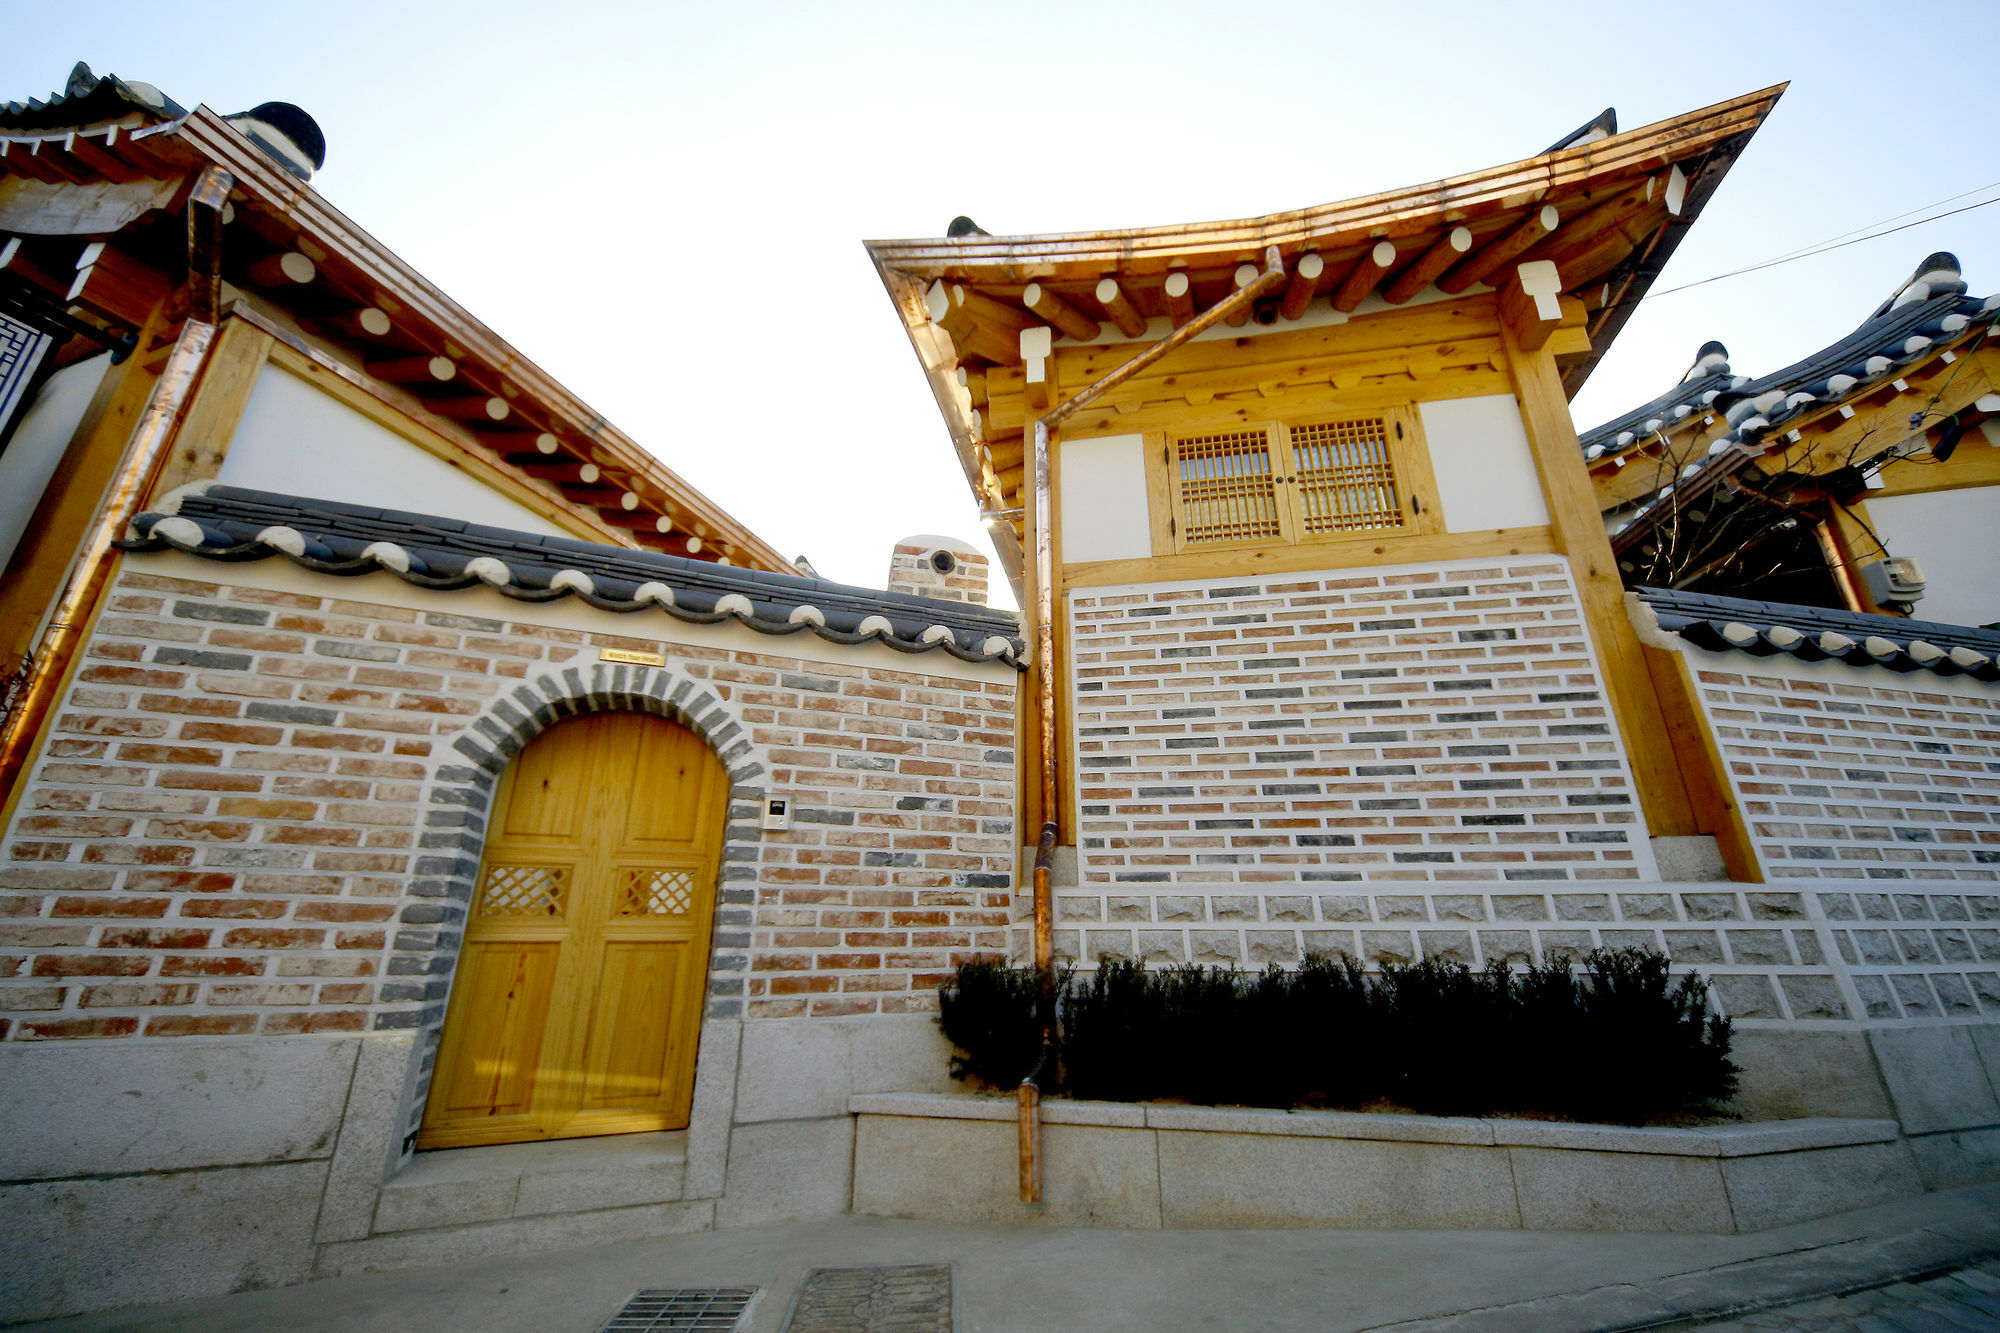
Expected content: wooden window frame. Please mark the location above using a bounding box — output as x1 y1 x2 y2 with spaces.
1158 403 1442 556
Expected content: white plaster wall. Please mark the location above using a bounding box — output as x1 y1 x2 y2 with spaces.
1418 394 1551 533
0 352 110 573
218 364 571 537
1865 486 2000 628
1060 433 1152 563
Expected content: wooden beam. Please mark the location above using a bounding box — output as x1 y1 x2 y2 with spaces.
1331 241 1396 313
1278 252 1324 321
1439 204 1559 294
1094 278 1147 339
1502 321 1698 838
1022 282 1099 343
65 242 170 326
429 394 511 424
1164 271 1194 329
300 306 393 342
1642 645 1762 883
243 251 316 287
367 354 456 385
149 318 275 500
1382 228 1471 305
957 366 988 409
1498 261 1565 352
1224 263 1259 328
514 459 600 486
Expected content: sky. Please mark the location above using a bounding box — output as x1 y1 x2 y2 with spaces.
8 0 1998 610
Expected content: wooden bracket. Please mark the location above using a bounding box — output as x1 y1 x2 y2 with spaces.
1498 261 1565 352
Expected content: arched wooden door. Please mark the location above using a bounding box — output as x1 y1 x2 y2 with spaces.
418 712 729 1149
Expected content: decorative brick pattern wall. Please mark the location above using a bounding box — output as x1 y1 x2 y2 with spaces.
1814 885 2000 1021
1067 557 1648 888
0 563 1017 1042
1027 878 2000 1027
1024 881 1858 1024
1689 653 2000 882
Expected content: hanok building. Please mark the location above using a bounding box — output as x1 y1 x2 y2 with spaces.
3 63 2000 1320
0 65 1022 1320
1581 252 2000 626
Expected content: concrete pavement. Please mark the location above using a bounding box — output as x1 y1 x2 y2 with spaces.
14 1183 2000 1332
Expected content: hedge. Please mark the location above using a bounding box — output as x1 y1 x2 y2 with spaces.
937 948 1737 1125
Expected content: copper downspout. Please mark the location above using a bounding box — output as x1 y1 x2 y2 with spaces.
1016 247 1286 1202
0 167 233 810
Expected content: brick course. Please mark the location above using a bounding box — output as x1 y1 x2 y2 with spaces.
1690 653 2000 883
1068 557 1648 887
0 564 1018 1041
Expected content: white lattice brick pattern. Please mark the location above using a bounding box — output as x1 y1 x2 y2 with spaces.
1687 650 2000 883
1067 557 1650 888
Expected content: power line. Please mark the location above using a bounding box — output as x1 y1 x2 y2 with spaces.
1642 192 2000 303
1756 177 2000 266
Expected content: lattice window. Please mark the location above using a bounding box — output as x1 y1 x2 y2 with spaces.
619 868 695 917
1289 416 1405 535
1173 428 1282 545
475 864 570 917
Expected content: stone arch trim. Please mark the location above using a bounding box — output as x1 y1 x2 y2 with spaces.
383 656 769 1151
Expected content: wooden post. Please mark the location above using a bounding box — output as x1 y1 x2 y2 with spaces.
1502 322 1699 839
1163 271 1194 329
1094 278 1148 339
1022 283 1100 343
1383 228 1471 305
1332 241 1396 313
1278 252 1324 321
1222 264 1260 328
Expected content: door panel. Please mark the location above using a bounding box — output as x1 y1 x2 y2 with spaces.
418 711 727 1149
426 939 562 1122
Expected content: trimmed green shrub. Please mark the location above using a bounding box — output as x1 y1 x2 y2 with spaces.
934 946 1737 1124
936 958 1045 1089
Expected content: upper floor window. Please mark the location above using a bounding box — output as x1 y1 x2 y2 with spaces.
1167 409 1434 552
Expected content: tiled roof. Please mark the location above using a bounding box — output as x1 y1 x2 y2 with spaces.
119 486 1028 669
0 62 184 131
1635 586 2000 682
1581 253 1998 464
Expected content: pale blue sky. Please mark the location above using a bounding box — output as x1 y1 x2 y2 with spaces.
9 0 1997 602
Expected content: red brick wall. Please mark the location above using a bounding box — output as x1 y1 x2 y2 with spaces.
0 563 1018 1039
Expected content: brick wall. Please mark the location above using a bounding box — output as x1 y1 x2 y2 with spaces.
0 561 1018 1040
1067 557 1650 889
1688 651 2000 883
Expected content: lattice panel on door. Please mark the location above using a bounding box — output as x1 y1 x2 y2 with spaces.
1289 417 1405 535
1174 428 1282 545
475 864 570 917
619 868 696 917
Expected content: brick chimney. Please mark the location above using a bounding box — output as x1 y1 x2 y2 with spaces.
885 534 988 605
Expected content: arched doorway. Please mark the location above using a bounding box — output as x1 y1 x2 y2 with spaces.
417 711 729 1149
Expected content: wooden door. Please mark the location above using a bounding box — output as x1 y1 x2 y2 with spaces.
418 712 728 1149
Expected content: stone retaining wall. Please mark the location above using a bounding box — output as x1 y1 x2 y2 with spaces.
850 1093 1916 1233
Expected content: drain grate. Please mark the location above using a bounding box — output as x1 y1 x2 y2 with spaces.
783 1264 954 1333
601 1288 757 1332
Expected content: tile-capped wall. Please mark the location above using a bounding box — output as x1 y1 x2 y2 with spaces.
1067 557 1651 887
0 565 1018 1041
1686 650 2000 883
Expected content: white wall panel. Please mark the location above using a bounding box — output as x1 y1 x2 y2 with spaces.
1418 394 1550 533
1060 433 1152 564
218 365 569 537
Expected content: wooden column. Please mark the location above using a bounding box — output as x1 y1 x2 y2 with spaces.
1502 322 1700 839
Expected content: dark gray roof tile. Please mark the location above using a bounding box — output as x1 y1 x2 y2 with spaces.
119 486 1026 670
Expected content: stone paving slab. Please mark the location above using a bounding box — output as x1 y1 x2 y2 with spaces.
14 1183 1999 1333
